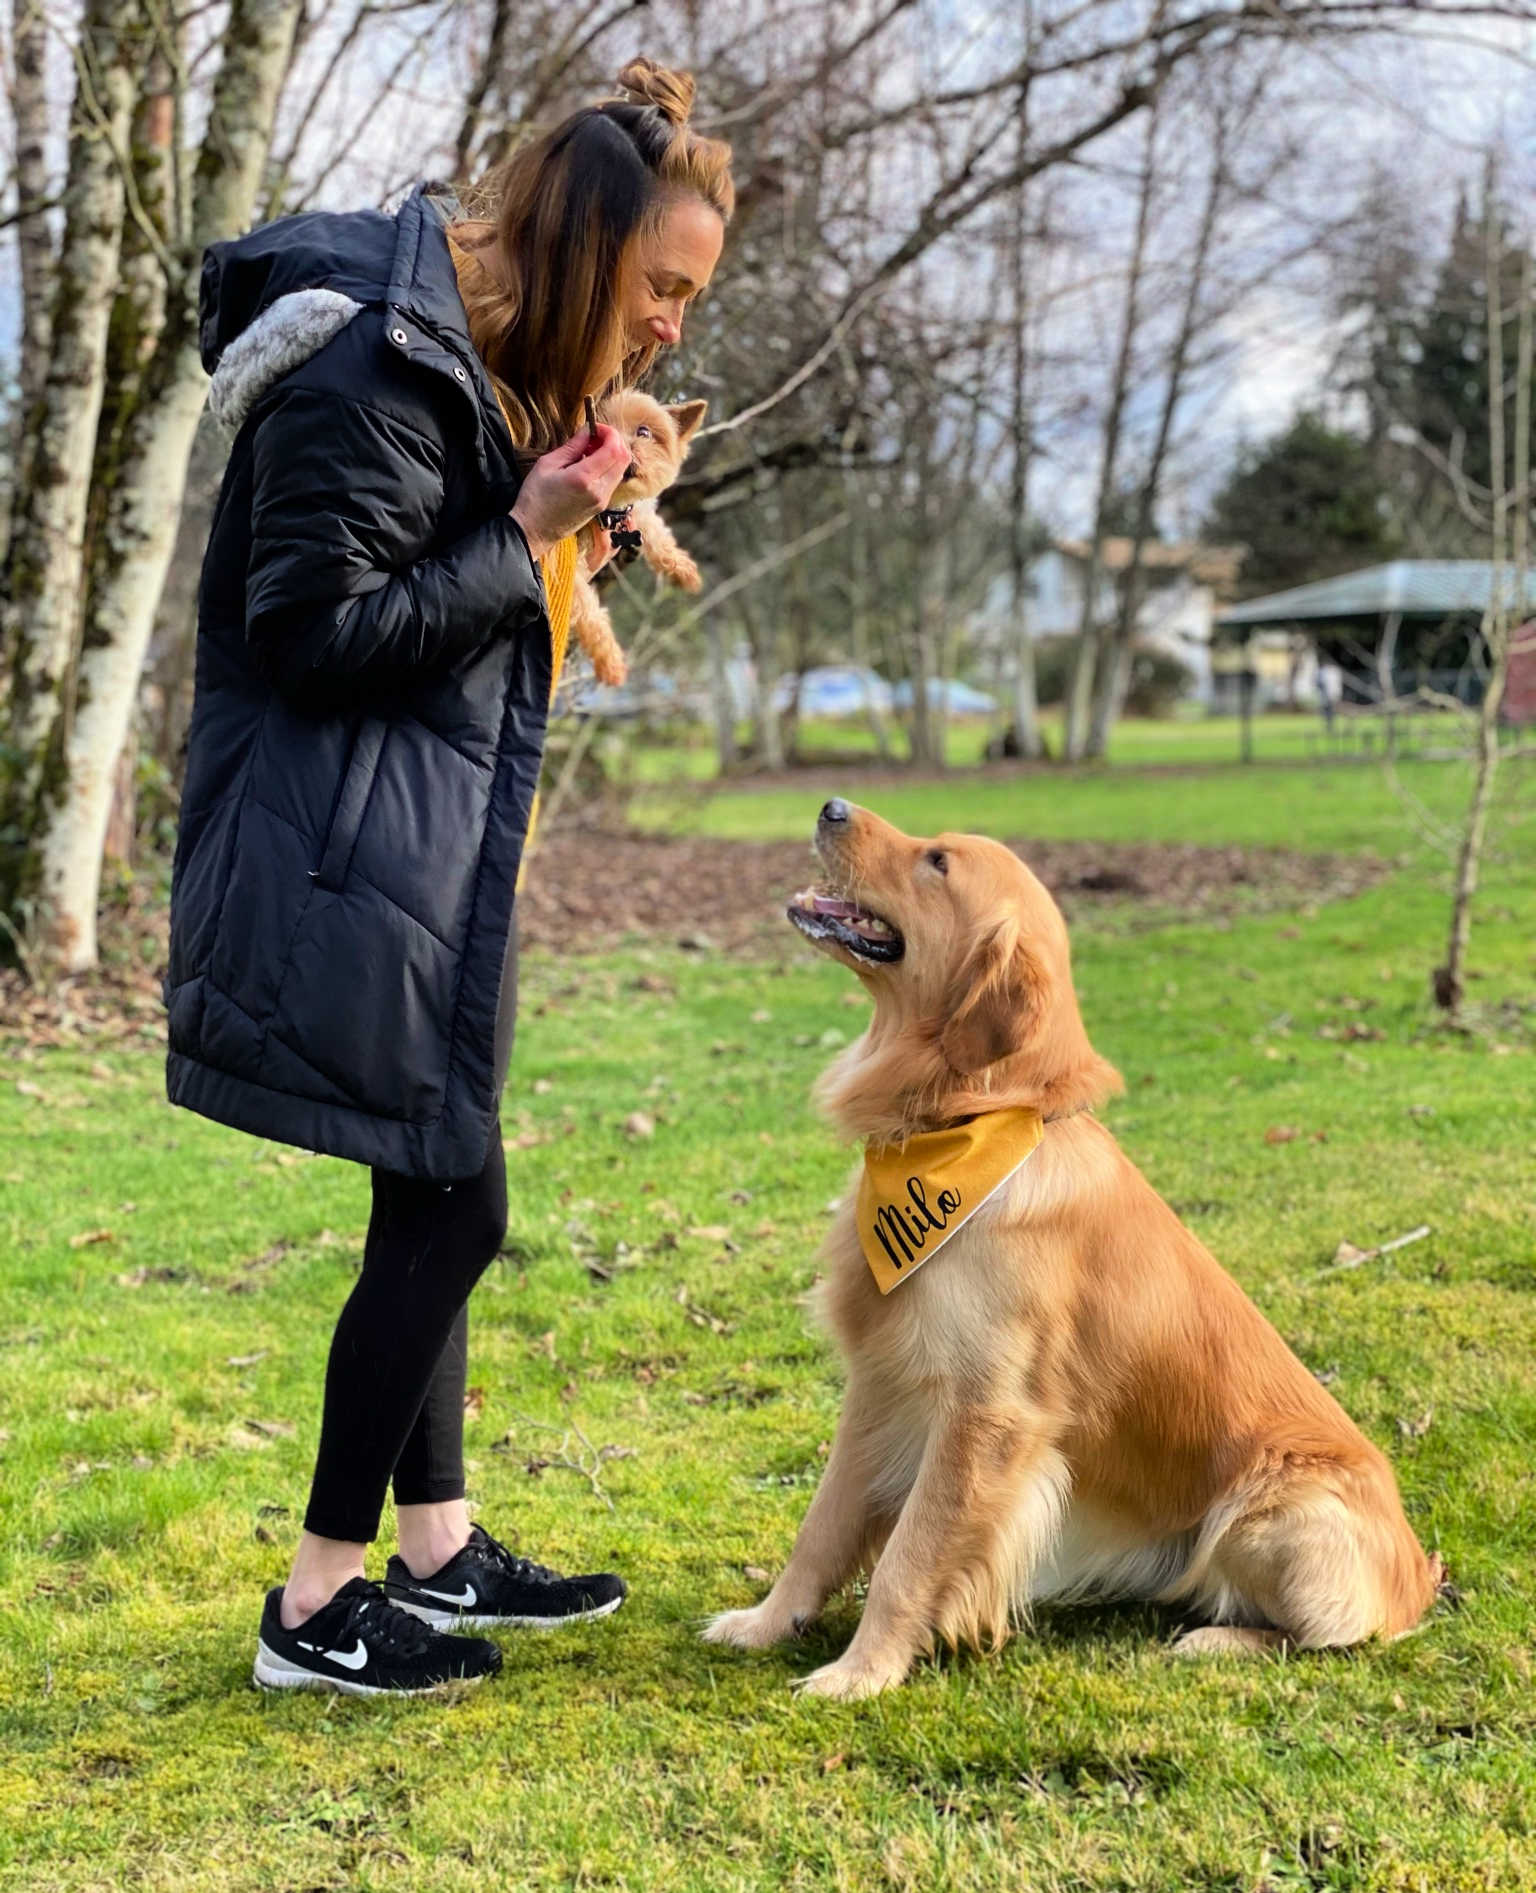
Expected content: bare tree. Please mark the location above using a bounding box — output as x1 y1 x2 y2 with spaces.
1433 188 1532 1025
28 0 304 971
1085 83 1235 757
1061 101 1160 763
0 0 141 895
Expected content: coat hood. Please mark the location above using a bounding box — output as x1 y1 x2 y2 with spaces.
199 184 479 440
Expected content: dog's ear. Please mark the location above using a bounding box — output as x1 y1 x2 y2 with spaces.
667 399 707 445
938 919 1039 1075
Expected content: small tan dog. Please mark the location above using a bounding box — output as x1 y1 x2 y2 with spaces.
571 390 706 687
704 800 1439 1699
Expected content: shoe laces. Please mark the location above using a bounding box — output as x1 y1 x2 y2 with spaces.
471 1528 560 1587
341 1581 439 1657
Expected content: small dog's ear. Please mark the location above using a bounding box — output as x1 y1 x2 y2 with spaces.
938 920 1038 1075
667 399 708 444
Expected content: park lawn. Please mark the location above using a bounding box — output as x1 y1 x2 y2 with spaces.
629 749 1526 861
0 757 1533 1893
618 712 1445 786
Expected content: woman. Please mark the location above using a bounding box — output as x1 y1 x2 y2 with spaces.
167 60 731 1695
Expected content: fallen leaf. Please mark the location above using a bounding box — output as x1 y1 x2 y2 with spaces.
463 1387 486 1421
69 1227 114 1249
241 1417 296 1439
1263 1126 1300 1145
822 1753 846 1774
1396 1407 1434 1440
15 1081 43 1100
687 1225 732 1242
744 1565 770 1583
1332 1240 1369 1267
225 1351 268 1369
532 1078 554 1095
624 1111 655 1140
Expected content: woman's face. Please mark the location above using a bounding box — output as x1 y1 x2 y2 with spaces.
621 196 725 352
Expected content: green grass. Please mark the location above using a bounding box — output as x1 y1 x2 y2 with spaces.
633 746 1531 863
619 711 1466 784
1 755 1533 1891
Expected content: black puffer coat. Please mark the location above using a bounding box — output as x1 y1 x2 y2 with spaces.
166 185 551 1180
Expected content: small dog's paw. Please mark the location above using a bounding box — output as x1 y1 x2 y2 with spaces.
793 1655 905 1701
701 1603 801 1650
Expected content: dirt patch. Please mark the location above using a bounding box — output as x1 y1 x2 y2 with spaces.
516 831 1388 956
0 834 1385 1047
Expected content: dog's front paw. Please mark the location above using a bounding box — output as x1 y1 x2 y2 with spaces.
793 1653 907 1701
701 1602 805 1650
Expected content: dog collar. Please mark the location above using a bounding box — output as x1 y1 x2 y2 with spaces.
856 1106 1044 1295
598 505 642 552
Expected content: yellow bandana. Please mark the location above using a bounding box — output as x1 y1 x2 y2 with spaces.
856 1107 1044 1295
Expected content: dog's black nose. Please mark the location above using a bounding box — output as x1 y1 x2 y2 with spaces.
820 798 851 826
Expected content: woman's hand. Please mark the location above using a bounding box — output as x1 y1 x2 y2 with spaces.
510 424 630 562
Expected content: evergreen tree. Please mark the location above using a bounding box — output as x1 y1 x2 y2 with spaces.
1205 412 1396 595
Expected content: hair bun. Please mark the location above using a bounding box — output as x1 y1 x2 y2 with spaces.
615 57 695 127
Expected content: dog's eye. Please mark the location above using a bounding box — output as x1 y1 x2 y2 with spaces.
635 425 652 439
926 850 948 875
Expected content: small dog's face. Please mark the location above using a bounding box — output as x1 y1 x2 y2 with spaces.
601 391 706 502
789 800 1077 1075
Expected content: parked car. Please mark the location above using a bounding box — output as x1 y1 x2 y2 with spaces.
770 666 895 718
559 672 686 721
891 678 999 716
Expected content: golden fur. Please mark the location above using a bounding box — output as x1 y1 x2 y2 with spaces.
569 390 706 687
703 804 1439 1698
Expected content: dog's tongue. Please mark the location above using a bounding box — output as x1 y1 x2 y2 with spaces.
808 896 863 919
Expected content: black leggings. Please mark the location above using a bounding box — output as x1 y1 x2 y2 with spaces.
302 1131 508 1544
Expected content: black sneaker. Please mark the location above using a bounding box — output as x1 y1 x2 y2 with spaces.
253 1576 502 1696
384 1525 627 1631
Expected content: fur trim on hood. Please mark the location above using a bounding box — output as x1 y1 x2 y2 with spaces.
207 287 364 439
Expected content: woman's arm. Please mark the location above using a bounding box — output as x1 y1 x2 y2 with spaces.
245 386 543 701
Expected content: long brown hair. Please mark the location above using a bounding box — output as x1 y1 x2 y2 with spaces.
450 58 733 453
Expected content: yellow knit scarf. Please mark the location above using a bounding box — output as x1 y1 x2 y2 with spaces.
445 235 577 885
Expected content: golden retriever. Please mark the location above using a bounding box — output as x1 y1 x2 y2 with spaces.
703 800 1439 1699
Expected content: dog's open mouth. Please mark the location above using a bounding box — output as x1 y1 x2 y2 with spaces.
787 888 904 962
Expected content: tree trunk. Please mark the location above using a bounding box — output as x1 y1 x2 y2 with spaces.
847 483 894 761
1007 129 1042 758
739 590 785 771
1434 207 1529 1022
908 414 939 768
707 618 738 772
37 0 303 971
0 0 141 923
4 0 55 566
1063 103 1159 762
1086 117 1227 758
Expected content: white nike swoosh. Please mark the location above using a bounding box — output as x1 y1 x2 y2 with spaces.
417 1582 477 1608
297 1638 369 1671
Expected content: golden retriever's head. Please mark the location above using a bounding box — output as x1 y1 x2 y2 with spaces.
789 800 1123 1139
